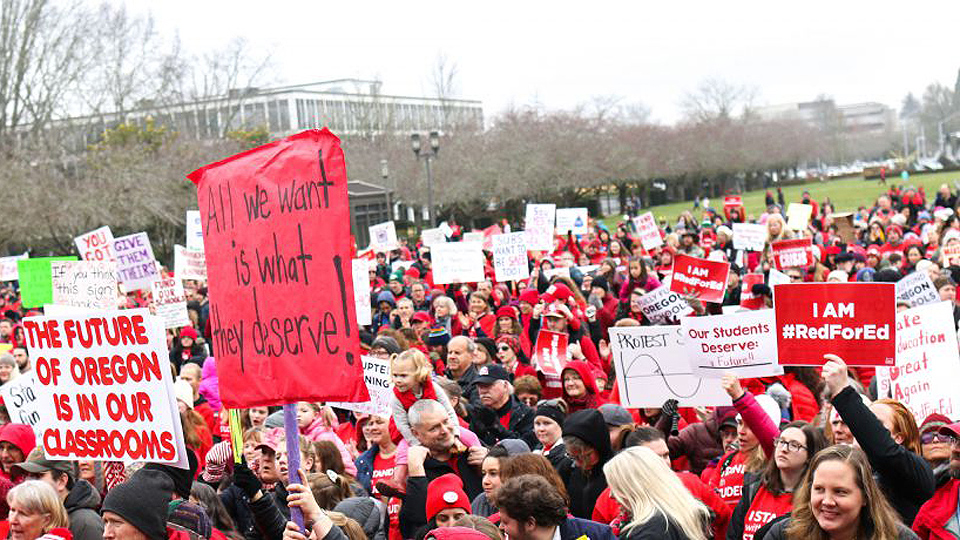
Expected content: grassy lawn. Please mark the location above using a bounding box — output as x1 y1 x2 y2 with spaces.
601 170 960 228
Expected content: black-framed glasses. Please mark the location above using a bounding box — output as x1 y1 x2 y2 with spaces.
921 432 959 445
773 437 807 453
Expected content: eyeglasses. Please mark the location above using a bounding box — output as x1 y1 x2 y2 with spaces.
773 437 807 453
921 432 959 445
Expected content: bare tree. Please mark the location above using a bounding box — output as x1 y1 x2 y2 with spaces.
680 78 756 124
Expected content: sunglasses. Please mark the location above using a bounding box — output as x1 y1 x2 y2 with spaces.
921 432 959 445
497 345 512 352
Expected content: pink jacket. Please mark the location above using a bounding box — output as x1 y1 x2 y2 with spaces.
301 418 357 476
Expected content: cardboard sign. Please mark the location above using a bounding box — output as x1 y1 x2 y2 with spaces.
368 221 399 252
877 302 960 422
0 253 28 281
542 267 570 280
432 242 484 284
637 276 694 324
186 210 205 251
633 212 663 251
188 129 368 407
174 245 207 281
732 223 766 252
51 261 119 310
896 271 939 307
22 309 188 465
533 329 567 377
669 254 730 304
774 283 896 366
609 326 730 407
421 228 446 247
740 273 766 310
492 233 530 282
524 204 556 251
113 232 159 292
771 238 814 270
942 243 960 267
462 232 484 244
151 278 191 329
74 226 116 262
832 212 857 244
768 268 791 288
682 309 782 378
786 203 813 230
328 356 392 416
352 259 372 327
555 208 588 235
0 371 42 435
17 256 79 308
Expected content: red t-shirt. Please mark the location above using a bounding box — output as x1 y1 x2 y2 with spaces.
387 497 402 540
741 486 792 540
371 452 397 496
710 450 748 506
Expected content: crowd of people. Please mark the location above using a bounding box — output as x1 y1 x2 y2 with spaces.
0 180 959 540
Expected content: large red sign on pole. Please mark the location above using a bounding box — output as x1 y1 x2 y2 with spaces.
188 130 368 407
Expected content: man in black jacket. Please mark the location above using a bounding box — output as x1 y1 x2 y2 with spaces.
560 409 614 519
468 364 536 447
399 399 486 538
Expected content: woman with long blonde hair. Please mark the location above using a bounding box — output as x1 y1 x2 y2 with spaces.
764 445 911 540
604 446 711 540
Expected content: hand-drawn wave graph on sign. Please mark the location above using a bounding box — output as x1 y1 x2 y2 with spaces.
620 351 703 404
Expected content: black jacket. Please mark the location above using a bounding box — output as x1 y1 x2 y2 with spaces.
537 440 573 472
399 452 483 538
447 364 481 407
467 395 536 447
620 512 696 540
220 483 289 540
831 386 935 525
64 480 104 540
560 409 613 519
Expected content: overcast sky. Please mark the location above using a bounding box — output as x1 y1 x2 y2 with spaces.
121 0 959 123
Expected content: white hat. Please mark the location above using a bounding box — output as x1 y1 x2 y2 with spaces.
738 393 782 427
174 379 194 409
716 225 733 238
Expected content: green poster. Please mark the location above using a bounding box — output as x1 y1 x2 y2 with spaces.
17 256 78 308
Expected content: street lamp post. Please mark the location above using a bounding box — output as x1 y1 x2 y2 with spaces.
411 131 440 227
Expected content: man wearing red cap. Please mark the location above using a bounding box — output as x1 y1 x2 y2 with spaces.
913 421 960 540
399 399 485 538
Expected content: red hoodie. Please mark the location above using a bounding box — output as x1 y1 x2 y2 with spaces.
0 423 36 482
561 361 606 413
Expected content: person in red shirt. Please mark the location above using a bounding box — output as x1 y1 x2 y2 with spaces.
913 421 960 540
727 421 828 540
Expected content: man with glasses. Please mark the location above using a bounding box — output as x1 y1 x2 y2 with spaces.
913 420 960 539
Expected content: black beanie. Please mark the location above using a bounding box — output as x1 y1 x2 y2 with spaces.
102 469 174 540
591 276 609 293
535 401 566 426
475 337 498 361
143 448 198 499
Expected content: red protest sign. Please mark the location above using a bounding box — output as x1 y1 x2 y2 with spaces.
740 273 765 310
942 243 960 267
771 238 814 270
669 254 730 304
533 330 567 378
774 283 896 366
724 196 742 207
188 130 368 408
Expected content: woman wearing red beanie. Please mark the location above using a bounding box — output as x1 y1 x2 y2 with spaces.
424 474 471 532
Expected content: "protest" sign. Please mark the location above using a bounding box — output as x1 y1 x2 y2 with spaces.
771 238 814 270
432 242 485 284
682 309 781 378
877 302 960 422
732 223 766 252
74 226 116 262
188 129 368 407
151 277 191 329
774 283 896 366
895 271 939 307
51 261 118 310
633 212 663 251
113 232 159 292
609 326 729 407
22 309 188 465
637 276 693 324
491 233 529 282
524 204 556 251
669 254 729 303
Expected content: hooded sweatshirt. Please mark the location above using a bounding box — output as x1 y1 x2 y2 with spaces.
561 361 606 414
561 409 613 519
64 479 105 540
0 423 36 482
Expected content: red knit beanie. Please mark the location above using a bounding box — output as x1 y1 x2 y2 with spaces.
518 289 539 306
425 473 470 521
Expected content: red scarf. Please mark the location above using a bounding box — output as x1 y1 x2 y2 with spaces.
393 380 438 410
